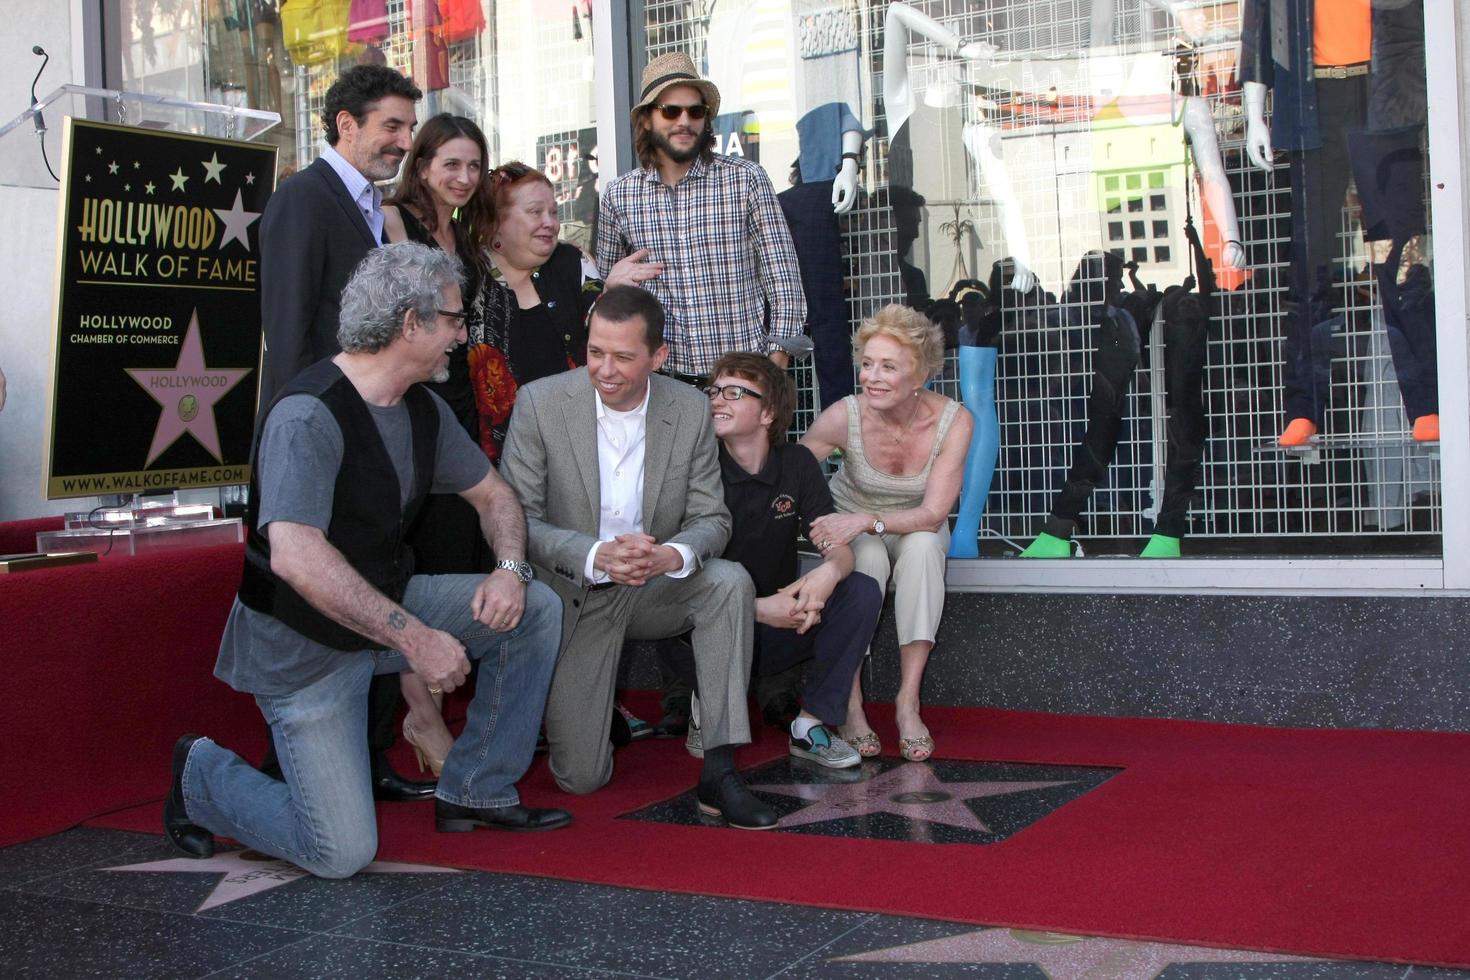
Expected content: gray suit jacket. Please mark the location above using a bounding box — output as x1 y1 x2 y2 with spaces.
500 370 731 632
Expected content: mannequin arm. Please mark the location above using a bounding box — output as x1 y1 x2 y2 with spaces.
1179 95 1245 270
886 1 965 55
832 129 863 214
1242 81 1274 172
962 123 1036 292
885 3 996 116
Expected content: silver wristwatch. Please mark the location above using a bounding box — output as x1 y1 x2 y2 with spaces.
494 559 534 584
870 516 885 536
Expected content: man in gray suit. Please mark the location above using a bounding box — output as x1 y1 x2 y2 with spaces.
500 286 778 830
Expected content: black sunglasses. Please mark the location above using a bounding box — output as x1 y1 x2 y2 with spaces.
655 103 710 121
703 383 764 402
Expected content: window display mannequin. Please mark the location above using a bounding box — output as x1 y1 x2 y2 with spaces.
778 1 869 408
1240 0 1437 447
883 2 1037 298
959 0 1242 559
947 272 1003 558
1091 0 1248 277
1021 237 1213 559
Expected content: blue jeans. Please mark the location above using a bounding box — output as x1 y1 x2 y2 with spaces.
182 577 562 878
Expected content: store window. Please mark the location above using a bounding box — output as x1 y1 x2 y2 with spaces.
118 1 598 236
639 0 1441 557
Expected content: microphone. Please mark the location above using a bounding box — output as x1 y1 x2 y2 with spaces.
31 45 49 135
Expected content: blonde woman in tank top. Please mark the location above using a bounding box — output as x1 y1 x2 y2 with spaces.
802 305 973 763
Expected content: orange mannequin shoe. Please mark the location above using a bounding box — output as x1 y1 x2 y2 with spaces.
1412 414 1439 442
1278 418 1318 447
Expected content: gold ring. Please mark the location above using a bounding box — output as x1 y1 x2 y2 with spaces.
428 687 442 695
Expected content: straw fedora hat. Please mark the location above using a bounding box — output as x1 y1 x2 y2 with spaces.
631 51 721 121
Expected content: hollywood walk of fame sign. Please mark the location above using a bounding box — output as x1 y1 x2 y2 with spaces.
44 118 276 498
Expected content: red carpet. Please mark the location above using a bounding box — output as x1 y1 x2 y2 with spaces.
0 541 264 847
89 698 1470 968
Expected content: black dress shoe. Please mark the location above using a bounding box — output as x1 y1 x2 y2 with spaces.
372 761 437 802
164 735 214 858
435 800 573 833
651 708 690 739
696 770 778 830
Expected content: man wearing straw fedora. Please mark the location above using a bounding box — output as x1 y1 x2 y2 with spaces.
596 52 809 738
596 52 805 385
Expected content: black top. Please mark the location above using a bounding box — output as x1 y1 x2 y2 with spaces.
719 442 835 598
507 302 567 387
398 207 482 438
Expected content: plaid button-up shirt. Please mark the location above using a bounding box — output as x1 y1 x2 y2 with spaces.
596 154 806 377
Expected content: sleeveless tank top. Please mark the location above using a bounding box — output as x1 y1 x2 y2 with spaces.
828 395 962 515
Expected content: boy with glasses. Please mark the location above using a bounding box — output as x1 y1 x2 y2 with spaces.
706 352 880 769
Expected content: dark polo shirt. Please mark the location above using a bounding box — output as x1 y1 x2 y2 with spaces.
719 442 834 598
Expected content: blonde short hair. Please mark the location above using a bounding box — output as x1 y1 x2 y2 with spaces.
852 304 945 381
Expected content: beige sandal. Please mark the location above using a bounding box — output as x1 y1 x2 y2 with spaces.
844 731 882 758
898 734 934 763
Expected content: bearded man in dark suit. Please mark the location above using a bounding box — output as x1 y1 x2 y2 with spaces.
258 64 421 404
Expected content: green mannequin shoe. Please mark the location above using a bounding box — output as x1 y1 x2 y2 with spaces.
1139 534 1181 558
1020 531 1073 558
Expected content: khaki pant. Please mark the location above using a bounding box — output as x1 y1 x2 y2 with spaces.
849 526 949 648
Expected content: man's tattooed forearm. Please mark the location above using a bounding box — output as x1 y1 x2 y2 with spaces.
388 611 407 630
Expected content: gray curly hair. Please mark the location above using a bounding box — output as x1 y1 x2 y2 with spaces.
337 242 464 354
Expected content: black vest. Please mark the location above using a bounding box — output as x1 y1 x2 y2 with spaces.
237 360 439 650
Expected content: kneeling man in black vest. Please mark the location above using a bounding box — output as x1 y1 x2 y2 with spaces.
165 242 570 878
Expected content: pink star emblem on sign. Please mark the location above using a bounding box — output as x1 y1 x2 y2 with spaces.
124 309 251 466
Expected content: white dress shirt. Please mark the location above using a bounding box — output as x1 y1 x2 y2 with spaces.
583 383 696 584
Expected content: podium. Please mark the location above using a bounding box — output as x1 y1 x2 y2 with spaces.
0 83 280 140
0 84 280 187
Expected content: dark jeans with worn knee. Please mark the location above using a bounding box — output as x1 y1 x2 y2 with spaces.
1153 289 1210 538
1042 303 1144 536
1044 290 1211 538
1284 78 1436 424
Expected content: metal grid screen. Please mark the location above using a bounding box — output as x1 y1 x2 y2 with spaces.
641 0 1442 553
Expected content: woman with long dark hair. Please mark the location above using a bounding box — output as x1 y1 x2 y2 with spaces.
381 114 493 775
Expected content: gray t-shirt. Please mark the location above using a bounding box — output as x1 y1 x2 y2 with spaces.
214 390 491 696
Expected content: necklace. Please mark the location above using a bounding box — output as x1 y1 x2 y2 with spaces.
880 392 923 448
